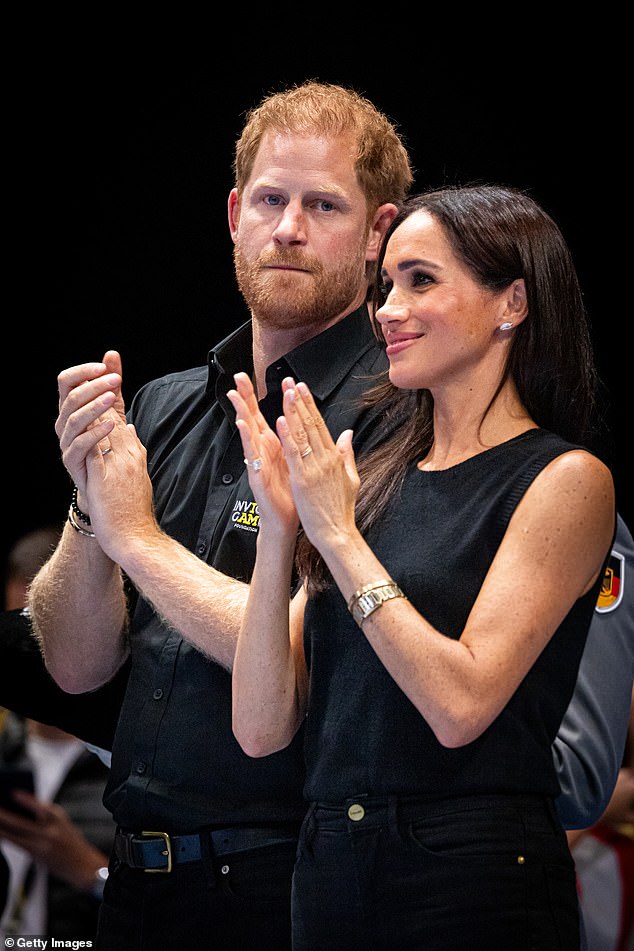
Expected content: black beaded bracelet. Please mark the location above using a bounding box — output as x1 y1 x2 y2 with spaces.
71 484 91 526
68 507 96 538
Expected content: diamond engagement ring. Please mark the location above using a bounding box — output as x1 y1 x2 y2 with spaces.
244 457 263 471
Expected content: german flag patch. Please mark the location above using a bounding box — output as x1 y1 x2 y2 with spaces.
596 550 625 614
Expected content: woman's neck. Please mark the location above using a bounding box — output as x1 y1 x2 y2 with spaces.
419 380 536 471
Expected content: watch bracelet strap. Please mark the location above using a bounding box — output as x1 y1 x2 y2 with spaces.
348 581 406 625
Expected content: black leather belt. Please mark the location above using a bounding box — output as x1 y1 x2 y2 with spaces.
114 826 299 873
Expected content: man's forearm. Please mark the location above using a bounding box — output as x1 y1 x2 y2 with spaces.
115 527 250 670
28 520 129 693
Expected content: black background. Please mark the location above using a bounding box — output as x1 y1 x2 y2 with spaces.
5 43 630 575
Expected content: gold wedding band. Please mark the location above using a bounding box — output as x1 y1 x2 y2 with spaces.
300 446 313 458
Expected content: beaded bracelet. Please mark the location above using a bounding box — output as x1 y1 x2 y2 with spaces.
71 484 91 526
67 507 96 538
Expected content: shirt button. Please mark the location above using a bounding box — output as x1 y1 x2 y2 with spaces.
347 803 365 821
152 688 163 700
197 543 207 555
136 762 147 775
221 864 230 875
221 473 233 484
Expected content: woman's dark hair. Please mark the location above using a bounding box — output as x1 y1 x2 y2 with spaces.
296 183 600 592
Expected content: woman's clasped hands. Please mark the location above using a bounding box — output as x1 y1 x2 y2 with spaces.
227 373 360 550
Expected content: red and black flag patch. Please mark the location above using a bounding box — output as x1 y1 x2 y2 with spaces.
596 550 625 614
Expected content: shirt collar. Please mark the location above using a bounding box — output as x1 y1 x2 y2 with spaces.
207 319 253 391
280 304 376 401
207 304 377 414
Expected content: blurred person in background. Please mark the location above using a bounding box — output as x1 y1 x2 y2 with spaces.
0 526 116 941
568 683 634 951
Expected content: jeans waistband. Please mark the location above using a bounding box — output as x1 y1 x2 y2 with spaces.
306 793 556 829
115 824 299 873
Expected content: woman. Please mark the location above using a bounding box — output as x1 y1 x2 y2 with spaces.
227 184 615 950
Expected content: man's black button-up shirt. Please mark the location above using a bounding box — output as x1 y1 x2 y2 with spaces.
104 305 393 831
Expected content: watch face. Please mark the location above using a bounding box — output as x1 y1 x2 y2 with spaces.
351 583 404 625
353 588 383 624
360 592 379 614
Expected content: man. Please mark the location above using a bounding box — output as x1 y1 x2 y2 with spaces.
554 514 634 826
567 680 634 950
27 81 413 950
26 80 634 948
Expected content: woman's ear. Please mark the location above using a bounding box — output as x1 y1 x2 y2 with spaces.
504 278 528 326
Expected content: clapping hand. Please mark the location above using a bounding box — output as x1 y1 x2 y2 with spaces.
227 373 299 536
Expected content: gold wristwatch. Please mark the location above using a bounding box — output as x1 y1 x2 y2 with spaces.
348 581 405 626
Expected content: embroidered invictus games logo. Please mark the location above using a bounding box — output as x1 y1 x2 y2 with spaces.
232 498 261 533
596 550 624 613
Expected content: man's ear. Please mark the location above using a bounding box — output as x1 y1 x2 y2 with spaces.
365 203 398 262
228 189 240 243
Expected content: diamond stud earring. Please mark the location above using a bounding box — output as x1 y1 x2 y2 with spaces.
499 322 513 331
